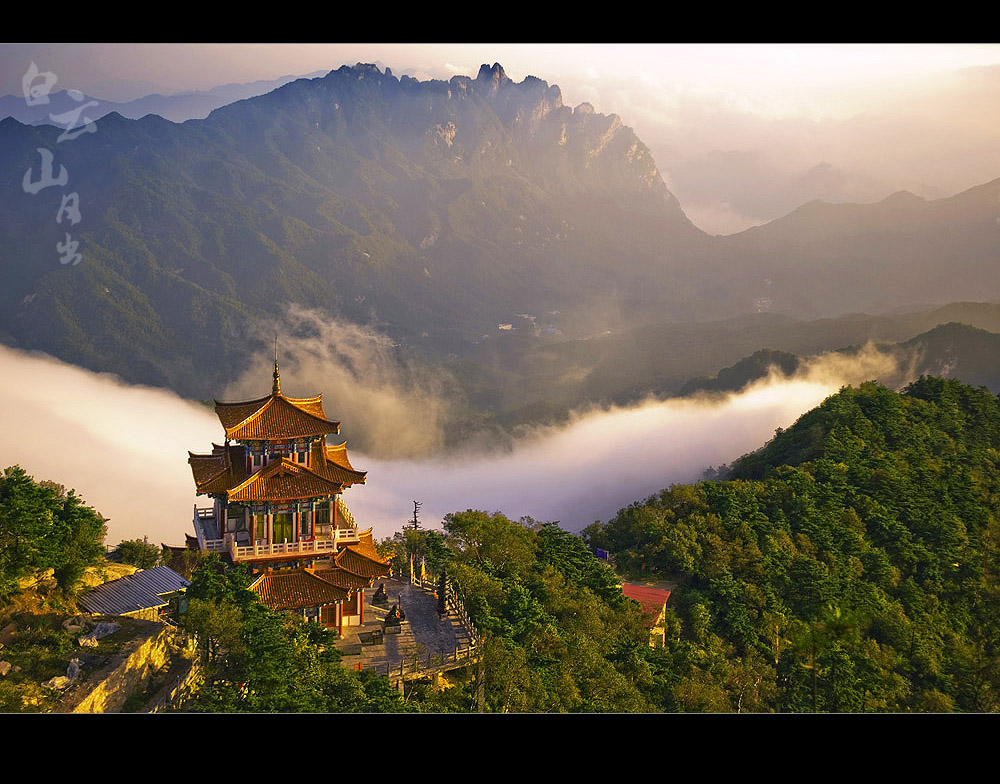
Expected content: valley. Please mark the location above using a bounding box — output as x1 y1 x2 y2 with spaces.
3 45 1000 712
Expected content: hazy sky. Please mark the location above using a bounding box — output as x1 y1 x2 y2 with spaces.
4 43 998 111
4 43 1000 233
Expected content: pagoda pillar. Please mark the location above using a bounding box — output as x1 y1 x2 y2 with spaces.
214 498 223 538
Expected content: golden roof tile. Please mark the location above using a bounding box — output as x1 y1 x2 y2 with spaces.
310 566 370 591
334 541 391 582
215 392 340 441
188 444 250 495
349 529 384 561
226 458 345 503
250 568 350 611
308 439 366 487
314 458 366 487
325 442 356 471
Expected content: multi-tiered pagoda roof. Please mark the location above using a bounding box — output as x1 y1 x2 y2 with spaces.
249 531 390 609
214 391 339 441
188 441 366 502
186 360 391 630
188 362 366 502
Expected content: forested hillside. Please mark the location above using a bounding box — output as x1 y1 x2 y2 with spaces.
387 513 661 711
585 377 1000 711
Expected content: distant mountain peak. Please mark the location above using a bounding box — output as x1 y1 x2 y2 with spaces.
882 189 925 205
477 62 509 86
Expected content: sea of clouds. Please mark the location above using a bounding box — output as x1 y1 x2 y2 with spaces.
0 338 908 545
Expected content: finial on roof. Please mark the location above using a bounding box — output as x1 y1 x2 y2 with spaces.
273 335 281 396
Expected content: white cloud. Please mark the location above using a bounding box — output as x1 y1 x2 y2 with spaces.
0 339 912 547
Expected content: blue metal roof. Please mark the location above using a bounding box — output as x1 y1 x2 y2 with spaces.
77 566 190 616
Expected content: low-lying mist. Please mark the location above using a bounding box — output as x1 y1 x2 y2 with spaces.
0 339 912 547
223 305 458 460
351 343 913 533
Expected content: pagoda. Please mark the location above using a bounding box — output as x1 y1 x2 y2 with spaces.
188 356 390 631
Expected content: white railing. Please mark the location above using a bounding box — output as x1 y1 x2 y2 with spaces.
230 537 341 562
193 506 227 552
336 496 355 528
333 528 360 543
191 503 363 560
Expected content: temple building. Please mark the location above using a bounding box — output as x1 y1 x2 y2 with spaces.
188 358 390 632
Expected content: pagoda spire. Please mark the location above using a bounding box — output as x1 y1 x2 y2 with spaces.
272 335 281 396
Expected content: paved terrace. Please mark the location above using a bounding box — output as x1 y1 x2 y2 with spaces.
334 577 477 684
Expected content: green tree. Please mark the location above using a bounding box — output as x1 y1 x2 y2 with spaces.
179 554 405 713
0 466 107 594
117 536 162 569
443 510 536 578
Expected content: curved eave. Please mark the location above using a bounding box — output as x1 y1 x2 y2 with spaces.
250 569 350 611
334 541 392 582
326 441 357 470
224 457 346 503
219 394 341 441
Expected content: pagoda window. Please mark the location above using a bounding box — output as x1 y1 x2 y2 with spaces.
273 513 293 544
315 501 332 538
226 504 245 534
300 508 312 538
273 443 291 458
254 513 267 540
253 453 263 469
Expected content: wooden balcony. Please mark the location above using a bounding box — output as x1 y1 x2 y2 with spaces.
192 505 360 564
229 530 360 563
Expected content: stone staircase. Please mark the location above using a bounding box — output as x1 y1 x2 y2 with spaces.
336 577 478 681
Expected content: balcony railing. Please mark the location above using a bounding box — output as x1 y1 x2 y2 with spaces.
231 537 339 561
193 504 362 562
192 505 361 562
336 496 355 528
193 506 226 553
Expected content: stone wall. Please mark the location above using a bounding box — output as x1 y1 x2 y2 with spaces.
54 621 195 713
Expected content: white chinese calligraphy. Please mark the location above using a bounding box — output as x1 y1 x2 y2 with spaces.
22 62 57 106
56 192 82 226
56 233 82 266
20 63 97 267
22 148 69 195
50 90 99 143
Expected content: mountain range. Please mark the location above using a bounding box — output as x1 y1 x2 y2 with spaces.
2 62 999 440
0 71 328 125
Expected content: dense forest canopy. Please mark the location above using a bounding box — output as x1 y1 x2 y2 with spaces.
176 554 405 712
382 512 660 712
0 465 107 595
584 377 1000 711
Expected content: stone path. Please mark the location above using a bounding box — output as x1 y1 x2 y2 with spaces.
335 577 474 679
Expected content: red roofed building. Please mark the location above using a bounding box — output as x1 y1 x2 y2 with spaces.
188 357 390 633
622 583 671 648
